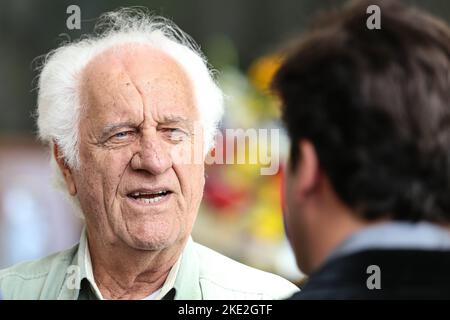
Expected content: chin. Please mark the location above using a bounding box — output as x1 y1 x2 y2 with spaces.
124 221 182 251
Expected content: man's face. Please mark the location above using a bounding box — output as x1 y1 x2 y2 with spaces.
72 45 204 251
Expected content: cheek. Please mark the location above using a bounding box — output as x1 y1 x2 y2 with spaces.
187 163 204 188
72 164 104 222
193 165 206 200
101 150 132 179
283 173 295 212
170 135 205 198
174 163 205 203
77 148 133 203
283 174 299 240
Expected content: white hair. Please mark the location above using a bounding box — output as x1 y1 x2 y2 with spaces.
36 8 224 192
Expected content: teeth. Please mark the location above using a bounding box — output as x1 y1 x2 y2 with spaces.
128 190 170 204
131 190 167 197
136 196 165 204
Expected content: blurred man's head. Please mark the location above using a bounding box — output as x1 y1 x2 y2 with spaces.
273 0 450 274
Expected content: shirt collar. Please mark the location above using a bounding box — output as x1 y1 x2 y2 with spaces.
171 237 202 299
60 227 192 300
326 221 450 263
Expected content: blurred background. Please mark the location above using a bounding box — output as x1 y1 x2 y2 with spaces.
1 0 449 284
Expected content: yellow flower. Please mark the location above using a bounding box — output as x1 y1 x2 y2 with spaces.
248 54 283 94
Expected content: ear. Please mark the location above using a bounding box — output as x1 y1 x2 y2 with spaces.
53 142 77 196
293 139 320 200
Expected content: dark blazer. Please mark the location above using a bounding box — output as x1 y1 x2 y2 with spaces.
291 249 450 299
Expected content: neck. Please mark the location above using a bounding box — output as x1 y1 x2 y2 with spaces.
305 204 373 274
86 227 183 300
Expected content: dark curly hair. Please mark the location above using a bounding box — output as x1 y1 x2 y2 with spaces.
272 0 450 222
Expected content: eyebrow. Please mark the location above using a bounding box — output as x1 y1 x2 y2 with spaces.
99 116 195 141
158 116 194 131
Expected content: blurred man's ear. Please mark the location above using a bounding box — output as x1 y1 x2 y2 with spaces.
294 139 320 200
53 142 77 196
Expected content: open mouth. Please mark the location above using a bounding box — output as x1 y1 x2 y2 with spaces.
127 190 172 204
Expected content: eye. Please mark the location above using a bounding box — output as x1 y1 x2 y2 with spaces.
111 130 135 141
161 128 188 142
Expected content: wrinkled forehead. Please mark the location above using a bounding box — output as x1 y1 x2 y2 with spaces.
79 44 196 117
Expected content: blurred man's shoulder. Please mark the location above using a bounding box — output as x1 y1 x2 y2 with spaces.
192 241 299 299
0 245 78 299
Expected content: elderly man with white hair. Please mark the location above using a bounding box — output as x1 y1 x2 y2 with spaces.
0 10 298 300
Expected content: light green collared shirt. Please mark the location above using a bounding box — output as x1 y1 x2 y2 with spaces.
70 228 182 300
0 228 299 300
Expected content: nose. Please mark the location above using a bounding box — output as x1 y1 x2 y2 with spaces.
131 130 172 175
